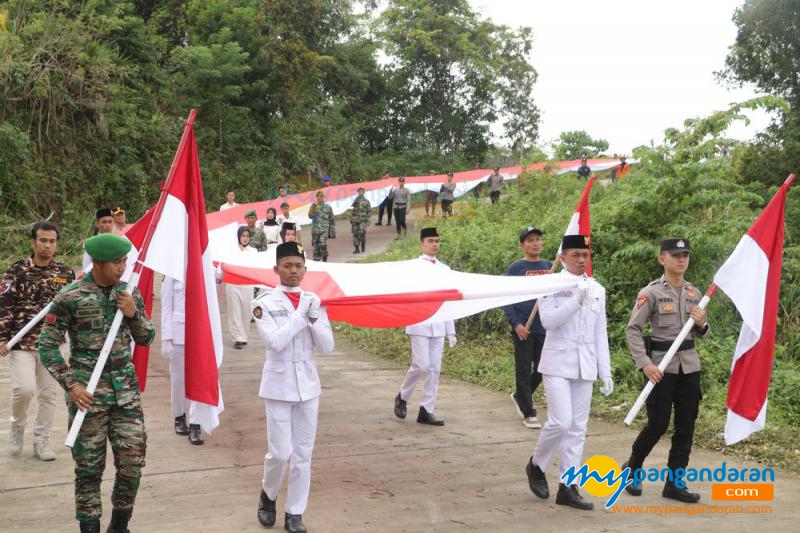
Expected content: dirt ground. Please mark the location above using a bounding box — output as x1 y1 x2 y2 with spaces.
1 209 797 532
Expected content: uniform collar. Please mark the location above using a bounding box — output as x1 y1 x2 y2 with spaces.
658 274 685 289
421 254 437 263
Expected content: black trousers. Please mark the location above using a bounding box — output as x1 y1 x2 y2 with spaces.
378 198 393 224
394 206 407 233
629 367 701 471
512 332 545 418
441 199 453 217
490 191 501 204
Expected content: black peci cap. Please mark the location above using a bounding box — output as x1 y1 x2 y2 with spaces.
561 234 590 250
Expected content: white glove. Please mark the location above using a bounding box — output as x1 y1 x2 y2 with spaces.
576 279 591 303
600 376 614 396
297 293 313 316
161 340 174 359
447 335 457 348
305 292 321 319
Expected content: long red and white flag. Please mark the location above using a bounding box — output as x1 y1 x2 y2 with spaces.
127 111 224 432
713 174 794 445
560 175 596 275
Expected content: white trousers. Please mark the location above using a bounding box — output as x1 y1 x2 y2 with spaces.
8 349 58 439
225 283 254 342
532 375 594 478
262 397 320 515
168 344 199 423
399 335 445 412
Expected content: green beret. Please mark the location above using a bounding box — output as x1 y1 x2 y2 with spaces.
85 234 132 261
244 209 256 217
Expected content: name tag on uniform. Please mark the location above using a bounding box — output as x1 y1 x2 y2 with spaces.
269 310 289 318
53 276 69 285
553 291 573 297
76 307 103 318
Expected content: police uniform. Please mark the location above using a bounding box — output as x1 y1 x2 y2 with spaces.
623 238 709 502
526 235 611 511
391 180 411 237
38 234 155 531
394 228 456 426
489 170 504 204
160 276 204 444
350 191 371 254
0 256 74 459
439 178 457 217
309 193 335 261
252 242 334 532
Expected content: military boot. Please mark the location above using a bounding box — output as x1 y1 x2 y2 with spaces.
360 242 365 253
79 519 100 533
353 246 360 254
105 507 133 533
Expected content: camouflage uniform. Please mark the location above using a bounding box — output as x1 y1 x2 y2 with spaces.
38 273 155 523
309 202 335 261
248 224 269 252
0 258 74 443
350 196 371 252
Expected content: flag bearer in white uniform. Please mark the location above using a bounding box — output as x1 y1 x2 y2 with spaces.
161 276 205 445
252 242 334 533
393 227 456 426
525 234 613 511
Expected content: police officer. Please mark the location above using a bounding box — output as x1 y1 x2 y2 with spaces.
393 228 456 426
0 221 75 460
350 186 371 254
439 172 457 217
525 235 613 511
308 191 335 262
489 167 504 204
161 276 204 445
245 209 269 252
391 178 411 238
622 238 709 503
39 233 155 533
253 242 334 533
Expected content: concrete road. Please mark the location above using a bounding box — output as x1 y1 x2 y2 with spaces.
2 212 797 532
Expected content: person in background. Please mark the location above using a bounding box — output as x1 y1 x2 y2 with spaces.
245 210 268 252
83 209 115 270
576 159 591 181
489 167 504 204
220 191 238 211
276 203 303 244
262 208 281 248
112 208 127 236
424 170 438 217
391 178 411 239
439 172 457 218
280 222 299 244
350 187 371 254
221 227 257 349
376 171 394 226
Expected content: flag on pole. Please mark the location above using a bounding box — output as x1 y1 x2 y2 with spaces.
560 175 596 275
126 112 224 432
713 174 795 445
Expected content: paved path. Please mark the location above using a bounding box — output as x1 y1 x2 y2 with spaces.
1 211 797 532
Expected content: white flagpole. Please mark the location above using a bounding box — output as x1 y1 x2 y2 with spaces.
624 286 717 426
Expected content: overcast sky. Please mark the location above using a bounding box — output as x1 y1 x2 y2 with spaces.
472 0 771 154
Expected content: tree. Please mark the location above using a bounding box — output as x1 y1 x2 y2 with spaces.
552 130 609 160
377 0 540 162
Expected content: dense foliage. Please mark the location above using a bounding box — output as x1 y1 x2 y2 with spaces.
552 130 610 160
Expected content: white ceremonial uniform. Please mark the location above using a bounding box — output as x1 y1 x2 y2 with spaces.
219 202 238 211
532 270 611 478
276 215 303 243
224 245 257 343
399 255 456 413
262 223 282 246
253 286 335 515
161 276 198 423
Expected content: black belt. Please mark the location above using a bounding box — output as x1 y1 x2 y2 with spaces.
645 337 694 353
394 203 406 207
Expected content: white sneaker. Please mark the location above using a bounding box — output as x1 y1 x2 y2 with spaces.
33 438 56 461
523 416 542 429
8 428 23 456
510 393 524 419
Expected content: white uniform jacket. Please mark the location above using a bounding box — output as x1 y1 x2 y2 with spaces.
404 255 456 338
537 271 611 381
253 287 335 402
161 276 186 346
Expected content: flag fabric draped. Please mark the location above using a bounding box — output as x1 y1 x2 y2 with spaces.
713 174 794 445
127 115 225 433
560 175 596 275
219 251 580 328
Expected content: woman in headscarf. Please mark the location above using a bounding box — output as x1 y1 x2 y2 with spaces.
222 226 257 349
263 207 281 248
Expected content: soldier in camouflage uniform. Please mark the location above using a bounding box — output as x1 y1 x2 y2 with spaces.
0 221 75 460
350 186 371 254
245 209 269 252
308 190 335 262
38 233 155 533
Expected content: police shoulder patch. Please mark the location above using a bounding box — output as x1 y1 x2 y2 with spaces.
253 307 263 319
635 294 648 309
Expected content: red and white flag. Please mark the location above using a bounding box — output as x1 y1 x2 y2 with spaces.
713 174 794 445
127 111 224 432
560 175 596 275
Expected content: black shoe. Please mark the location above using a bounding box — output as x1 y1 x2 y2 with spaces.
556 483 594 510
416 406 444 426
284 513 307 533
525 459 549 499
353 247 361 254
174 414 189 436
622 460 641 496
662 479 700 503
322 256 328 262
188 424 204 445
375 222 383 226
257 490 276 528
105 507 133 532
242 342 247 346
394 393 407 419
80 520 100 533
360 243 365 253
234 341 243 350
